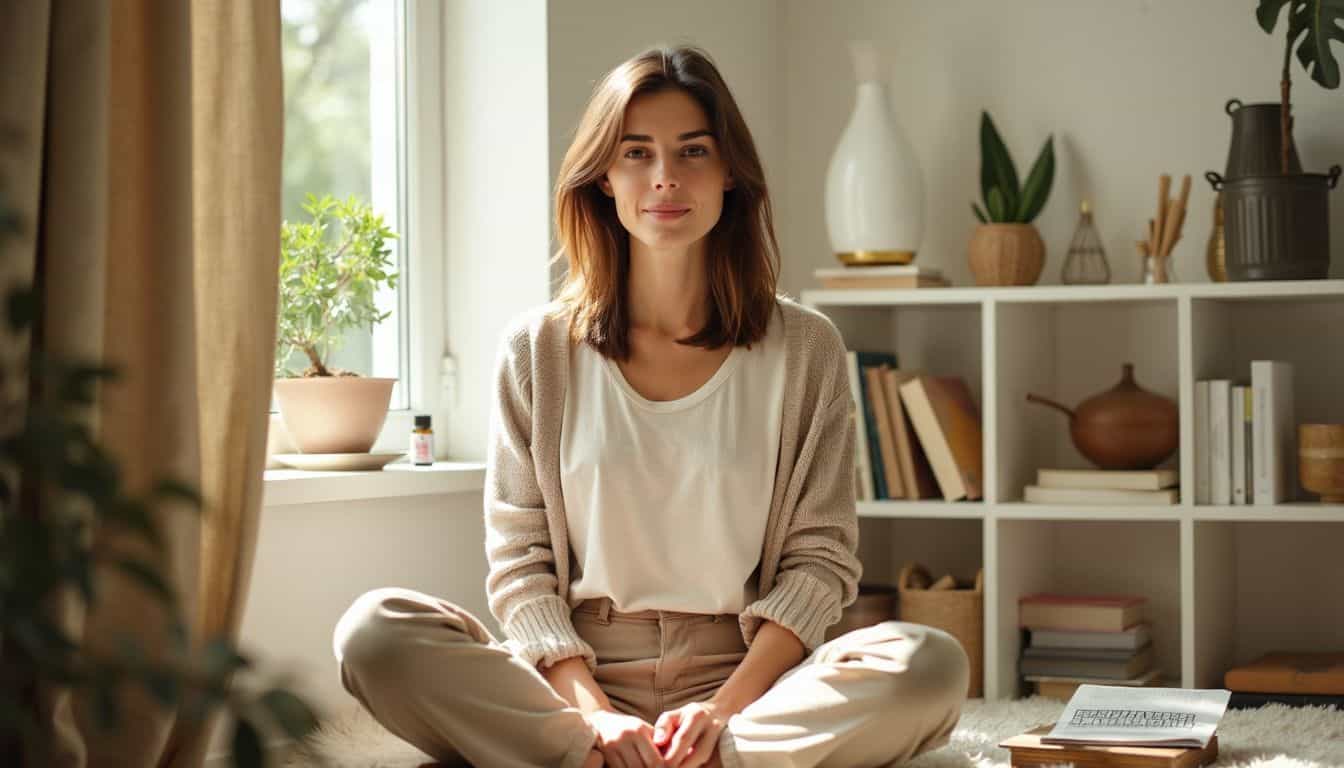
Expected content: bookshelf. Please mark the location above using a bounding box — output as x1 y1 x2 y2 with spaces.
801 279 1344 701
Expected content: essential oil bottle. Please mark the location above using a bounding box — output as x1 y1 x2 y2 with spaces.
411 414 434 466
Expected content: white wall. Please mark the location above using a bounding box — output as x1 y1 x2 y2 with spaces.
546 0 783 292
776 0 1344 296
441 0 553 461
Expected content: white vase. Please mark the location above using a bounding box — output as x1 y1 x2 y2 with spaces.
824 40 925 266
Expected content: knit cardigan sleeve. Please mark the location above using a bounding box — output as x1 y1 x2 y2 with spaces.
482 318 597 673
738 312 862 652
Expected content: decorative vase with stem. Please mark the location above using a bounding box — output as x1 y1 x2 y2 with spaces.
967 111 1055 286
824 40 925 266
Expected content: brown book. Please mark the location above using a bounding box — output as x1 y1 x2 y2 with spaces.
864 366 905 499
880 369 940 500
898 376 983 501
1019 594 1147 632
1032 670 1166 702
1223 652 1344 695
819 275 951 290
1000 725 1218 768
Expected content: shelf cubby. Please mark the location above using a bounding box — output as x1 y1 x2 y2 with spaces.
804 279 1344 699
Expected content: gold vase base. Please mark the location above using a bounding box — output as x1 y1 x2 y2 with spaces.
837 250 916 266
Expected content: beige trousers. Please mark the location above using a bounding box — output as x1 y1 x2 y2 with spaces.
333 588 968 768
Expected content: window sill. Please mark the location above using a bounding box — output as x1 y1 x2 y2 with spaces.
262 460 486 507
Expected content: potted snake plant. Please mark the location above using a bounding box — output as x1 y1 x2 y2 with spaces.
968 111 1055 286
273 194 399 454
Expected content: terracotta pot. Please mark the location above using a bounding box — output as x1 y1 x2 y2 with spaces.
1299 424 1344 503
1026 363 1178 470
968 223 1044 286
272 377 396 454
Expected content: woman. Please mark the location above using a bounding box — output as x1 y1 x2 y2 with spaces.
333 46 968 768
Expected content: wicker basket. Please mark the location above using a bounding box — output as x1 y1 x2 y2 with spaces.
897 562 984 698
825 583 898 641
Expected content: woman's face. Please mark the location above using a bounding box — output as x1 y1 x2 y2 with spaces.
599 88 734 253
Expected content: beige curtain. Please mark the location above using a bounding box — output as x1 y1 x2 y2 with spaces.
1 1 282 766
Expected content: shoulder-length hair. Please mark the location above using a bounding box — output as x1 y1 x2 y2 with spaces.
553 45 779 360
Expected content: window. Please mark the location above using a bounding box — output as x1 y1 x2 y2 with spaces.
280 0 410 409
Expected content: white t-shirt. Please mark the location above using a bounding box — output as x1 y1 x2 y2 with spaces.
560 305 786 614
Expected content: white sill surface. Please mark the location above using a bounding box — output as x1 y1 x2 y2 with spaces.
262 460 486 507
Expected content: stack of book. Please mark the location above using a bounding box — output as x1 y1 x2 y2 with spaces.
1194 360 1296 505
1020 593 1160 700
814 264 950 290
844 350 982 501
1023 468 1179 505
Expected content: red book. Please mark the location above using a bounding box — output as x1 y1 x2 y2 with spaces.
1019 594 1147 632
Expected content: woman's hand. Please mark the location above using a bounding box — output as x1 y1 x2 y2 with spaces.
653 701 730 768
586 709 667 768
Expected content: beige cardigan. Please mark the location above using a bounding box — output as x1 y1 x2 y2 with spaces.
484 295 862 673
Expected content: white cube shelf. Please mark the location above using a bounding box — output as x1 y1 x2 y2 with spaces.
802 280 1344 700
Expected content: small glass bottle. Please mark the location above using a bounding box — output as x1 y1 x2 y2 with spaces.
411 414 434 466
1061 200 1111 284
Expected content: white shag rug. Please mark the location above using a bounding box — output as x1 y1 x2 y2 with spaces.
283 697 1344 768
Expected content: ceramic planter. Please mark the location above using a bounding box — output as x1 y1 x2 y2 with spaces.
272 376 396 454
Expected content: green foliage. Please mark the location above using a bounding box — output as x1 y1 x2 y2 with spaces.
281 0 373 224
0 196 320 766
971 111 1055 224
276 193 398 378
1258 0 1344 89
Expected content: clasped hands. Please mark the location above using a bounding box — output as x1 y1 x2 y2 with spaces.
587 699 731 768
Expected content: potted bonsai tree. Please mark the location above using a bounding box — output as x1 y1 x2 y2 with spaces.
968 111 1055 286
273 194 399 454
1206 0 1342 280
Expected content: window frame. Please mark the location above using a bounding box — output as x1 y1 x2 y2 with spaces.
368 0 445 454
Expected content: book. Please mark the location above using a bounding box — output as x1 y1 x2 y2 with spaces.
1020 647 1154 679
880 369 940 500
1023 485 1178 505
1030 623 1152 651
1028 669 1166 702
898 375 983 501
1001 726 1218 768
1241 385 1254 503
1231 384 1249 505
1223 652 1344 695
1040 684 1230 749
818 275 951 290
1209 380 1231 505
844 352 875 501
1019 594 1146 632
1036 469 1178 491
813 265 942 278
1194 380 1210 504
1024 642 1153 661
853 351 898 498
864 366 905 499
1251 360 1295 504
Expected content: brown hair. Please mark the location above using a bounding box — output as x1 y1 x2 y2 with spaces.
553 45 779 360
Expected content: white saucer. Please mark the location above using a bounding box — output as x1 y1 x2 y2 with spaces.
272 452 406 471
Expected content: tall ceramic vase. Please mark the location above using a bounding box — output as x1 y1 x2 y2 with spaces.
824 40 924 266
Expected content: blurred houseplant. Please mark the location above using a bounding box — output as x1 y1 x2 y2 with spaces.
273 194 398 454
1206 0 1342 280
968 111 1055 286
0 194 318 766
